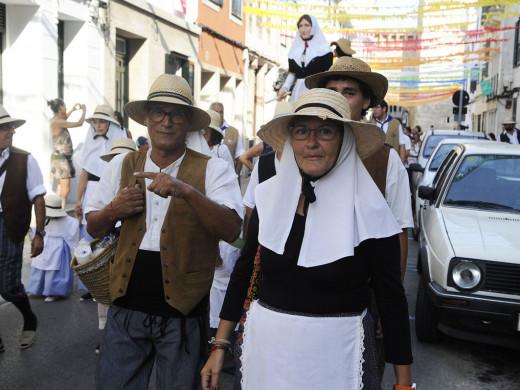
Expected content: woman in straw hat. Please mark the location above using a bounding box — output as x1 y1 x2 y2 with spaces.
277 14 332 103
202 89 413 390
203 109 234 167
26 194 78 302
331 37 356 58
48 98 87 209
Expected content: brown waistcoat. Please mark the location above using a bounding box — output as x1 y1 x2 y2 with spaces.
109 149 220 315
0 147 32 244
223 126 239 162
370 118 400 152
361 144 390 196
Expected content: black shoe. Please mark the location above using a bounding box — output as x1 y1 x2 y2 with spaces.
80 292 92 301
95 343 100 355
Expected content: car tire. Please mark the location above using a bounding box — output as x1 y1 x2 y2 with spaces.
415 277 443 343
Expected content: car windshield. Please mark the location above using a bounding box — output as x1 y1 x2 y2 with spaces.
444 154 520 212
423 134 482 158
429 144 456 171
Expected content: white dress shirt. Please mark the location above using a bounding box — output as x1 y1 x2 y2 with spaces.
0 147 46 212
85 149 244 251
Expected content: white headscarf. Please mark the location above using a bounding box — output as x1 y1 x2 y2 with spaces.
187 130 211 156
77 123 126 177
255 126 401 268
288 14 332 67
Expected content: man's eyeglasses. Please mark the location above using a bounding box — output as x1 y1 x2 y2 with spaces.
148 108 188 124
289 124 341 141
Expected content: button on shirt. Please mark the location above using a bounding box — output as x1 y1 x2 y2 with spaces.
0 148 46 212
373 115 408 147
85 149 244 251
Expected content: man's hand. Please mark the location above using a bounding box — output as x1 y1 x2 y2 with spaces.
133 172 192 199
111 186 145 219
30 234 44 258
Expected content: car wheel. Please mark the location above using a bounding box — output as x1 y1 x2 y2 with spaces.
415 277 443 343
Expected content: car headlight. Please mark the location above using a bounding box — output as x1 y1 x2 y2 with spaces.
452 261 482 290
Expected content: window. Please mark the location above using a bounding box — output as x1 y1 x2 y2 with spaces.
57 20 64 99
165 52 194 94
115 37 129 119
209 0 223 6
514 19 520 67
231 0 242 19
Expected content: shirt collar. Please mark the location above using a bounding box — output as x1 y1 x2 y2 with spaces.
0 147 10 160
374 114 393 127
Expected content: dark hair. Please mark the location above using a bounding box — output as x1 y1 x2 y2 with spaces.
334 46 352 58
487 132 496 141
47 98 65 114
114 111 124 127
379 100 388 111
317 75 374 116
208 129 223 147
297 14 312 28
414 125 422 133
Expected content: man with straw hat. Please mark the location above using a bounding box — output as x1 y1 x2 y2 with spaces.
85 74 243 389
305 56 413 384
0 105 46 351
500 117 520 144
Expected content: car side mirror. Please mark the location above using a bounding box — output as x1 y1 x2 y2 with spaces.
409 163 424 173
418 185 436 201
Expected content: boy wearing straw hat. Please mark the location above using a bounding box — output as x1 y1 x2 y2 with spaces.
85 74 243 389
0 105 46 351
305 56 414 384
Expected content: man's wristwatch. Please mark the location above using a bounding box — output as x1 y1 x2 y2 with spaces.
35 230 46 238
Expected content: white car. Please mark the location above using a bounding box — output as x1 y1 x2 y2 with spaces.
415 142 520 348
411 138 493 240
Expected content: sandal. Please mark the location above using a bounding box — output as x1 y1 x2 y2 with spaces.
20 330 37 349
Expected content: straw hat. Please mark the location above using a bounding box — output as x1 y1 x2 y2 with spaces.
45 194 67 218
331 38 356 56
274 101 295 118
206 109 224 136
258 88 385 160
86 104 121 126
100 138 137 162
125 74 210 132
304 56 388 107
0 105 26 129
502 117 516 125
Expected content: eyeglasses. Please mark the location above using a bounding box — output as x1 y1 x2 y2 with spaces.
148 108 188 124
0 124 15 131
289 124 341 141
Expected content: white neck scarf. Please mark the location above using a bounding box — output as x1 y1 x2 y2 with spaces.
77 123 125 177
255 127 401 268
288 14 332 68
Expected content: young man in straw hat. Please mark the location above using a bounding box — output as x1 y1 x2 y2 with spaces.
0 105 47 351
499 117 520 144
305 56 414 385
85 74 243 389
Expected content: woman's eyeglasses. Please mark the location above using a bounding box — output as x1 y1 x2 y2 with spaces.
148 108 188 124
289 125 340 141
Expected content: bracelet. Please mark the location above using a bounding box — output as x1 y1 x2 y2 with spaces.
393 384 416 390
208 344 230 355
209 337 231 346
109 201 117 220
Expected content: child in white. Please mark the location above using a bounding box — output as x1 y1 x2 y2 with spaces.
27 194 78 301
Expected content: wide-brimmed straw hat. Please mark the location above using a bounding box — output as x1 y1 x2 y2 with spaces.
86 104 121 126
45 194 67 218
274 101 295 118
258 88 385 160
206 110 224 136
0 105 26 129
125 74 210 132
502 117 516 125
304 57 388 108
331 38 356 56
100 138 137 162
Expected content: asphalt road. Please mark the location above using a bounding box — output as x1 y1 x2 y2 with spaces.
1 229 519 389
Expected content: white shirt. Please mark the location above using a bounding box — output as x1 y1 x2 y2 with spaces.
374 115 407 146
385 148 413 229
222 120 246 159
209 144 234 168
85 149 244 251
504 130 520 144
243 156 280 209
0 148 46 212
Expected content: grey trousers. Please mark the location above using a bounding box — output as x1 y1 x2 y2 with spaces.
96 305 203 390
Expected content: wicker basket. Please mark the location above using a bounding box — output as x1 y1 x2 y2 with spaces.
70 238 118 306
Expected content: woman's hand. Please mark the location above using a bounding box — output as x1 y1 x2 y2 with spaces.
277 86 288 101
201 349 226 390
